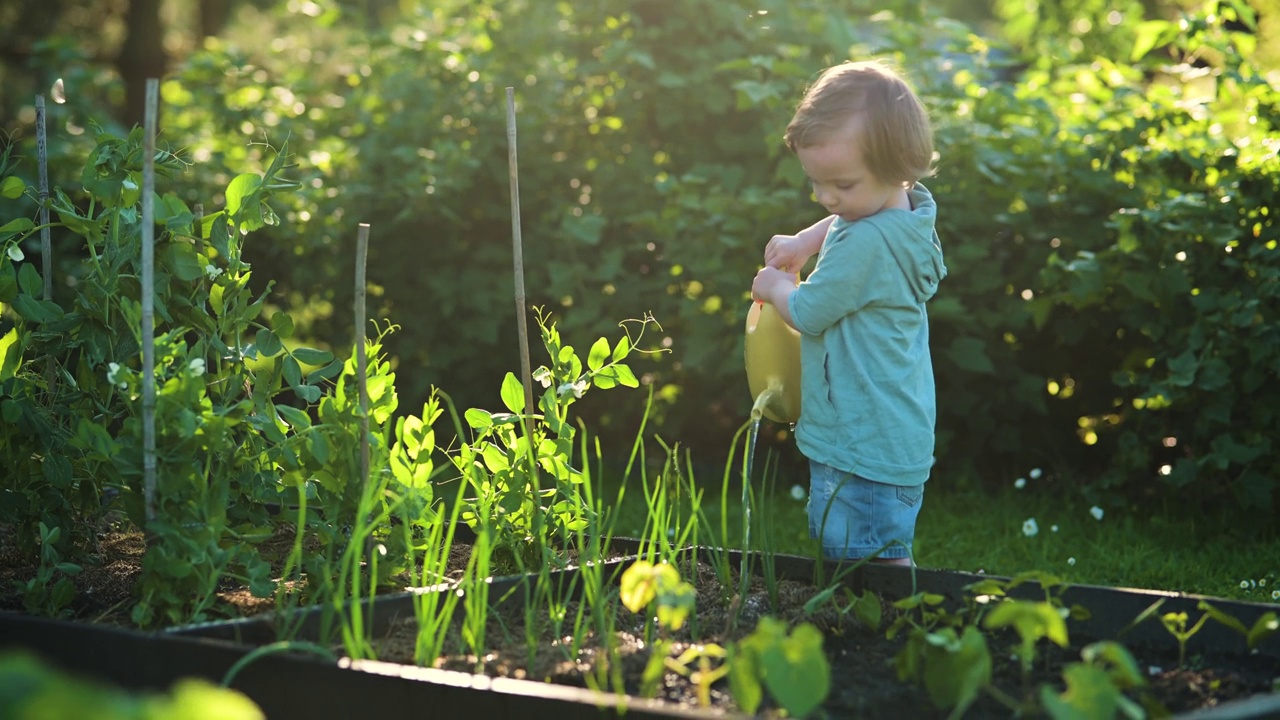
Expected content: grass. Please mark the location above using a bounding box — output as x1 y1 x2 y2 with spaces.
602 455 1280 605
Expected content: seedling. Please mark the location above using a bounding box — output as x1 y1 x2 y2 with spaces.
729 616 831 718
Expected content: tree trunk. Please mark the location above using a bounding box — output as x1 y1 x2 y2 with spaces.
199 0 231 39
117 0 167 128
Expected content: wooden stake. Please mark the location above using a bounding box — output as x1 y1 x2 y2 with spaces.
505 88 536 427
141 78 159 527
354 223 370 494
35 96 55 395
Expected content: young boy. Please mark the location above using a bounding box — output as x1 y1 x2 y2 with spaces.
750 60 946 566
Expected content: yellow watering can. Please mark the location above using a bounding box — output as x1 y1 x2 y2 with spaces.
744 301 802 423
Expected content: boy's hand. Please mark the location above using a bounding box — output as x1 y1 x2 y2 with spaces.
752 266 799 308
764 216 830 271
764 234 811 272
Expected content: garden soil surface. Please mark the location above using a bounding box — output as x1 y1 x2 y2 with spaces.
365 556 1279 719
4 524 1277 716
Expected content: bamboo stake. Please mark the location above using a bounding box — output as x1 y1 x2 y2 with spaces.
505 88 536 431
35 97 52 302
354 223 370 495
141 78 159 527
35 96 55 395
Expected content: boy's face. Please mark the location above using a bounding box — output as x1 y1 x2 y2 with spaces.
796 118 904 223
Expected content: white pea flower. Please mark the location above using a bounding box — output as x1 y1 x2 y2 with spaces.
188 358 206 376
1051 525 1059 533
1272 590 1279 600
532 366 552 388
1014 478 1027 489
7 245 23 262
1022 518 1039 537
1067 557 1076 566
106 362 127 389
790 484 807 501
556 379 588 399
1260 578 1267 587
1089 506 1104 521
1029 468 1043 480
204 264 222 280
1241 580 1251 589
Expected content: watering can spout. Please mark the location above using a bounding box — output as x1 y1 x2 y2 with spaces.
750 384 782 422
743 302 802 424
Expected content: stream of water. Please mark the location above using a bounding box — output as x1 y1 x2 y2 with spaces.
742 417 761 550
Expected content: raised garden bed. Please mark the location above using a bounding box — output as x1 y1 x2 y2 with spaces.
11 542 1272 719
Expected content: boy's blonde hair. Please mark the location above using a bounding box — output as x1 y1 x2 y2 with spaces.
784 60 934 185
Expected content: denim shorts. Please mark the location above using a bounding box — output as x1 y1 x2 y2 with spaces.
807 461 924 561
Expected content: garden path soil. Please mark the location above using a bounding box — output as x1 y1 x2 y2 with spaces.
365 557 1279 718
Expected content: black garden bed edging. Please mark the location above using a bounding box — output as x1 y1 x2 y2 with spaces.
0 611 707 720
6 547 1279 719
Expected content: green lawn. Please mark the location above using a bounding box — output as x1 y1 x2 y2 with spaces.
601 464 1280 604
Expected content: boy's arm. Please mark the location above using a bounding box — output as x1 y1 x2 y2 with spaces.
751 267 799 329
764 215 835 271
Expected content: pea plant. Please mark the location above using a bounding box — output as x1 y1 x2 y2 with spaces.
0 124 440 626
450 308 655 570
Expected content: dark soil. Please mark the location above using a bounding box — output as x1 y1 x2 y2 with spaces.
0 520 473 626
0 519 617 628
363 556 1279 718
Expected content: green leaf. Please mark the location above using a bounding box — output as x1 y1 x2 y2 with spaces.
0 326 21 382
587 337 610 372
42 455 73 488
306 359 343 384
612 335 631 361
11 295 64 324
500 371 525 413
17 262 40 296
1167 349 1198 387
270 311 295 339
225 173 263 220
1042 663 1122 720
283 355 302 388
1131 20 1174 61
292 347 333 366
620 560 668 613
1197 601 1248 636
294 384 321 403
983 600 1070 648
276 404 312 431
612 363 639 388
727 643 764 715
759 621 831 718
0 217 34 235
309 431 331 466
1080 641 1146 690
1247 612 1278 651
206 213 232 259
921 626 991 716
161 241 206 282
465 408 494 430
255 328 283 358
0 175 25 199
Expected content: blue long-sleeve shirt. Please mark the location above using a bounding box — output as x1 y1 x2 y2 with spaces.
788 183 947 486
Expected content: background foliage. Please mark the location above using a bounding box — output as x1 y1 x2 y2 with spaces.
3 0 1278 513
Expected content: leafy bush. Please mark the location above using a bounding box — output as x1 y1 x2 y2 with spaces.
6 0 1277 514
